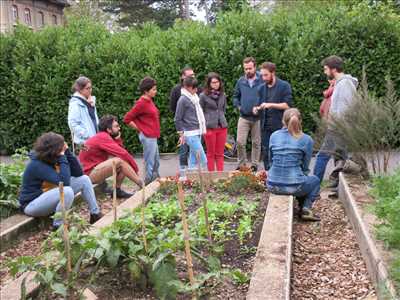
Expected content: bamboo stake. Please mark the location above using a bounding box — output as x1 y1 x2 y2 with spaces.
112 161 117 222
177 180 196 298
141 183 148 253
197 152 212 243
59 182 72 275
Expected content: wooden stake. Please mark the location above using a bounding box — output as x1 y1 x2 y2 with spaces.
112 161 117 222
177 181 196 297
59 182 72 274
197 152 212 243
141 183 148 253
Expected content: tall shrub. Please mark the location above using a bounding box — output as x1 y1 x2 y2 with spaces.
1 2 399 153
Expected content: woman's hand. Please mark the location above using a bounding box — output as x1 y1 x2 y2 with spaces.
60 143 68 155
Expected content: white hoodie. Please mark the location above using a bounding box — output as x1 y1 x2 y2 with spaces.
330 74 359 118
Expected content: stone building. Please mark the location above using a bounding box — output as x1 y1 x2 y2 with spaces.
0 0 69 33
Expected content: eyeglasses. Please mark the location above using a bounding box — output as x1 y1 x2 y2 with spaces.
211 80 220 84
84 86 92 90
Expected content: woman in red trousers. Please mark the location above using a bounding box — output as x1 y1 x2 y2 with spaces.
200 72 228 171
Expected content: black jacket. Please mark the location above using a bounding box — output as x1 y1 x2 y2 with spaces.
199 92 228 129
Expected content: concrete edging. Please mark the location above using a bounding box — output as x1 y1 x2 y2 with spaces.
338 172 397 300
247 194 293 300
0 181 160 300
0 184 102 252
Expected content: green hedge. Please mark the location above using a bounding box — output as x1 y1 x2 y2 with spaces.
1 2 399 153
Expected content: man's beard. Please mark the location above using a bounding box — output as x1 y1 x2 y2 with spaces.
110 131 120 138
327 74 334 80
246 72 256 79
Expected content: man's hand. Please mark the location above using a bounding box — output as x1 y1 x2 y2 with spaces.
252 106 260 115
261 103 272 110
177 133 185 146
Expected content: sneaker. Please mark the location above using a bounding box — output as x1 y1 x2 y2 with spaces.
250 165 258 173
99 181 113 195
90 212 104 224
301 208 321 222
328 188 338 199
116 188 133 198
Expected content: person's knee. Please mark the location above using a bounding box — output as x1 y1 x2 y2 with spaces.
64 187 75 208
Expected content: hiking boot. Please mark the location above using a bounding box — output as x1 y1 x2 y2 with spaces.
250 165 258 173
90 212 104 224
301 208 321 222
116 188 133 198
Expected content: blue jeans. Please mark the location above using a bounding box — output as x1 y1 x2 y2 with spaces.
185 135 207 170
139 132 160 184
313 130 348 183
267 175 320 209
261 127 280 171
24 175 100 226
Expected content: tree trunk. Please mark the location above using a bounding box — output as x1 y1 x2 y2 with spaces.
182 0 190 19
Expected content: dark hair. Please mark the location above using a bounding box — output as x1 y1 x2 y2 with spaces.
243 57 256 66
72 76 91 93
182 76 198 89
33 132 65 164
260 62 276 73
321 55 344 72
139 76 157 94
204 72 224 95
180 66 193 76
99 115 118 132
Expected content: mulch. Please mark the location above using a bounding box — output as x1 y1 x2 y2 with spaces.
291 189 376 300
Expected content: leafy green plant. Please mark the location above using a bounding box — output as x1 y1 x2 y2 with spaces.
0 148 28 218
370 168 400 290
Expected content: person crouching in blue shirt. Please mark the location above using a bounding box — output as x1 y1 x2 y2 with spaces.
266 108 320 221
19 132 103 229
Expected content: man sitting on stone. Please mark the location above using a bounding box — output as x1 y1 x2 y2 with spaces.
79 115 143 198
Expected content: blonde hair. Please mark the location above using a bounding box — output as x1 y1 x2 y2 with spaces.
283 108 303 138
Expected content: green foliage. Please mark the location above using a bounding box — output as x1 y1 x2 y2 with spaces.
8 180 262 298
370 169 400 289
0 149 27 218
1 2 399 154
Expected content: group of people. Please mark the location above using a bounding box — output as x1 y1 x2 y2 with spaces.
18 54 357 227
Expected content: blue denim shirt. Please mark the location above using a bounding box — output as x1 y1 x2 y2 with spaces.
267 128 314 185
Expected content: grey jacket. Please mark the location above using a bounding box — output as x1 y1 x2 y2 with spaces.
174 95 200 132
330 74 358 118
199 92 228 129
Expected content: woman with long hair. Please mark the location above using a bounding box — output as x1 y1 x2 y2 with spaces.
267 108 321 221
200 72 228 171
19 132 102 229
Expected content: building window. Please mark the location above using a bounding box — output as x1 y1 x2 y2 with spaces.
38 11 45 27
52 15 57 25
12 5 18 24
24 8 32 26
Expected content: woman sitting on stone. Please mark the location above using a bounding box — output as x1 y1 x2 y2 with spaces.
19 132 103 229
267 108 320 221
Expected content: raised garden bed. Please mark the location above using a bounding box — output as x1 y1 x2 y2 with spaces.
3 171 273 299
339 172 398 299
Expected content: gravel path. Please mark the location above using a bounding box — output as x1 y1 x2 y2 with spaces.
291 190 376 300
